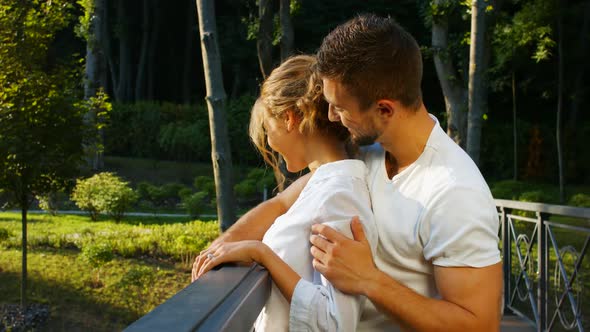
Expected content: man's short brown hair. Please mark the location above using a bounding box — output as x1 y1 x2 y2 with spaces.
317 14 423 110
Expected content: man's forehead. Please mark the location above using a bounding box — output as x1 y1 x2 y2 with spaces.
321 78 344 105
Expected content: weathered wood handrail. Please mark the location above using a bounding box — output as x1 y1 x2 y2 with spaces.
124 264 270 332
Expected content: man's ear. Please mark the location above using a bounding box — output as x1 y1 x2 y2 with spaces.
376 99 396 119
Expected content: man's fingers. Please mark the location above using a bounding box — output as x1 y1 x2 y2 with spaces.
312 258 327 275
311 223 347 243
310 244 326 263
310 233 332 252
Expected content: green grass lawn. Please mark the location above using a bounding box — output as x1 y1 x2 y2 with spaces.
0 212 220 331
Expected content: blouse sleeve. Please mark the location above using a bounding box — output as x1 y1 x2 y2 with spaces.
289 176 377 332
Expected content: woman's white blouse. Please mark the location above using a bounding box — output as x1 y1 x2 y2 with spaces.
254 159 377 332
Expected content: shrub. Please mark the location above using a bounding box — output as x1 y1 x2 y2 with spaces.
80 242 114 286
234 179 257 198
71 172 138 221
178 188 193 200
182 191 208 218
36 191 71 215
194 176 215 197
116 266 157 314
568 193 590 208
490 180 527 200
234 168 276 202
0 227 10 242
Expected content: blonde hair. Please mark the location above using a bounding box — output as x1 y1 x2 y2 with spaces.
249 55 349 187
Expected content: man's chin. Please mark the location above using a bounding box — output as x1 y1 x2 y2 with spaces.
352 135 378 146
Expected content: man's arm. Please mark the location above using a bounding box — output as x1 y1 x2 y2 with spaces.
310 220 503 332
218 173 310 242
191 173 310 281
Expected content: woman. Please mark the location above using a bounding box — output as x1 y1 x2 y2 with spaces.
194 55 377 331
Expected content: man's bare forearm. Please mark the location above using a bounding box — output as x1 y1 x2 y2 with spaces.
363 264 502 332
220 198 286 242
217 173 311 243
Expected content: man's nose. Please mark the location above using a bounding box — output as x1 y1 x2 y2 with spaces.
328 105 340 122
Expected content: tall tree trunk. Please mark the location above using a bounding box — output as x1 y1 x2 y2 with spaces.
568 2 590 129
117 0 132 102
431 1 467 148
556 4 565 203
102 0 119 101
135 1 150 101
230 64 243 100
279 0 294 61
183 0 196 103
84 0 106 170
147 0 160 100
20 196 27 309
512 70 518 181
257 0 274 78
196 0 236 231
466 0 487 165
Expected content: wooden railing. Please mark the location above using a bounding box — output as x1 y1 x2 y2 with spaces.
124 264 270 332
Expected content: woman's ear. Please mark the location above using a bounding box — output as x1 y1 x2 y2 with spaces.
284 110 300 132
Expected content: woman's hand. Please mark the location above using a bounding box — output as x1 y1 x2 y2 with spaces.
193 240 268 279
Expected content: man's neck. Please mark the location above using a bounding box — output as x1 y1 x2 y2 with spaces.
380 106 434 176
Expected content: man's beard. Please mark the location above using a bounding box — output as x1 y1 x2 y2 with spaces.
351 133 379 146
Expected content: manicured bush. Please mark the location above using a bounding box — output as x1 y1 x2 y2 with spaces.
194 176 215 198
36 190 72 215
0 227 10 242
116 266 157 314
568 193 590 208
79 242 114 286
71 172 138 221
103 96 260 164
234 168 276 203
182 191 208 218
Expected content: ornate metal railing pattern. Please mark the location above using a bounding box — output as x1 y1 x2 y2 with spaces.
497 199 590 332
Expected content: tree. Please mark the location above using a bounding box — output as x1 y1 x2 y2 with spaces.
77 0 108 170
466 0 488 165
0 0 105 308
279 0 294 61
257 0 274 78
429 0 468 147
195 0 237 231
490 0 558 182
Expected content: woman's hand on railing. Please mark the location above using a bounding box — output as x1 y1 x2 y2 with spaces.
192 240 267 281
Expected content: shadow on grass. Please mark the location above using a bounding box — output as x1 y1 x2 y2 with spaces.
0 270 139 332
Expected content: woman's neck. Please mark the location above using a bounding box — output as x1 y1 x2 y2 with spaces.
305 134 348 172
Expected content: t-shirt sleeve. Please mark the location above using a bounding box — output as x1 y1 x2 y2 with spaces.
289 177 377 332
420 186 501 267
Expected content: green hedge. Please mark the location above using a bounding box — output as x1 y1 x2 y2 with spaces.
104 95 260 165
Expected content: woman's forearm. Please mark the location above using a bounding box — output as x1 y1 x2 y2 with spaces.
255 244 301 302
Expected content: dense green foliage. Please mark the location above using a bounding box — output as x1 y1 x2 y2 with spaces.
71 172 138 221
0 0 93 208
104 95 259 165
0 212 219 265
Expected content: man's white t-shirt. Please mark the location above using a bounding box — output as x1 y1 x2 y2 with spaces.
357 117 501 330
255 159 378 332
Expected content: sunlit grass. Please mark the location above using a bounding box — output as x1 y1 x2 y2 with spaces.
0 212 220 330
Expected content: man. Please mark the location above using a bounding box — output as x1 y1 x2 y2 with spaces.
195 14 502 331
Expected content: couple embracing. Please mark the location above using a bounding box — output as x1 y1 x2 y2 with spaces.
192 13 502 332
